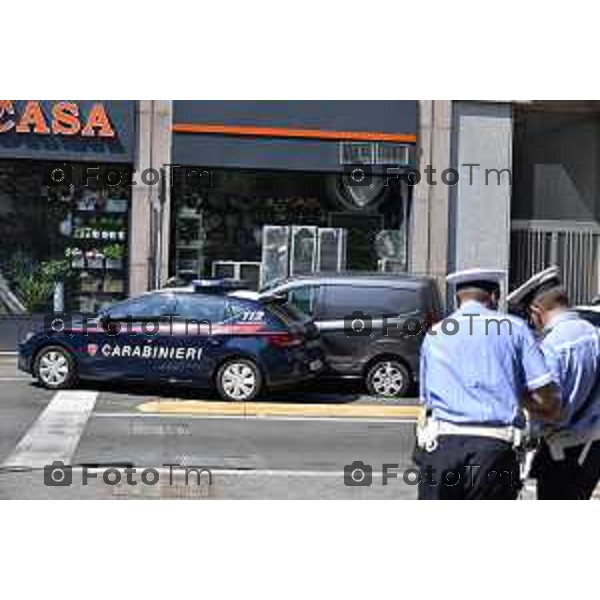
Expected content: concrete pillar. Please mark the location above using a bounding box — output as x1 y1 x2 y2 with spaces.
447 101 513 297
129 101 172 296
409 100 453 297
153 100 173 287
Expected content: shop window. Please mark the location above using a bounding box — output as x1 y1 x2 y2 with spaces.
169 168 411 290
0 161 131 314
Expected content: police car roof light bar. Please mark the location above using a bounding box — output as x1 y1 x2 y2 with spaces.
192 278 248 294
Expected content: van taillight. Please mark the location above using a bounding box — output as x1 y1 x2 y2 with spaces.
266 332 303 348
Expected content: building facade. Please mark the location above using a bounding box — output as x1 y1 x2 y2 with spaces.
1 99 598 317
0 100 136 315
1 100 418 314
412 100 600 305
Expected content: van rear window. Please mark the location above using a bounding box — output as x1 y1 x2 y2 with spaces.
321 285 418 319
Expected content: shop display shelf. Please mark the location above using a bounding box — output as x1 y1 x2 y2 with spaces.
178 207 201 215
73 210 128 217
178 214 203 221
103 282 125 294
70 233 127 242
85 258 105 269
176 243 204 250
75 199 129 213
74 265 126 273
105 260 124 270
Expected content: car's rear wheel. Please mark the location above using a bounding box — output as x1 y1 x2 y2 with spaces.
34 345 76 389
216 358 262 402
365 359 410 398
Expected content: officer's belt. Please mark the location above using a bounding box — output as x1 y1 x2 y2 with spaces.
544 422 600 464
417 417 523 452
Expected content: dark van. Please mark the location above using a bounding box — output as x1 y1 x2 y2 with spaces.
261 273 443 397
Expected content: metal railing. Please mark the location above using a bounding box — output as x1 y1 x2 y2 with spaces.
510 219 600 305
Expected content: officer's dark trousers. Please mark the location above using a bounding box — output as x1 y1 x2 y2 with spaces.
413 435 520 500
531 440 600 500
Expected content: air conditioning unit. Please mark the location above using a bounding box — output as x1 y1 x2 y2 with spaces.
212 261 261 290
339 141 376 165
339 141 414 166
376 143 412 166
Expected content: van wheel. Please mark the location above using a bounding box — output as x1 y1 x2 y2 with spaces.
216 359 262 402
366 359 410 398
34 345 76 389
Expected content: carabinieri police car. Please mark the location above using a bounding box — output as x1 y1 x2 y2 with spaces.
18 280 324 401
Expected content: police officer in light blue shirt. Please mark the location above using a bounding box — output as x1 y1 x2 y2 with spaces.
507 266 600 499
415 268 561 500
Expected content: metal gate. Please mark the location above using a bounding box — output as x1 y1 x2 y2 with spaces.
510 220 600 305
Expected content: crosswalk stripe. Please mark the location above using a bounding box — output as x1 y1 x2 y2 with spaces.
2 390 98 468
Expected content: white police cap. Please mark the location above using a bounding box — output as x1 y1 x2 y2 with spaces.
446 268 506 292
506 266 561 307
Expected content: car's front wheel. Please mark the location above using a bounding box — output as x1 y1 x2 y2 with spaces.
365 359 410 398
34 345 76 389
216 358 262 402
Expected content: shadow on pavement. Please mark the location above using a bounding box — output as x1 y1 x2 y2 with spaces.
72 377 367 404
27 377 420 405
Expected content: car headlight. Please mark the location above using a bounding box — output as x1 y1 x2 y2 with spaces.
22 331 35 343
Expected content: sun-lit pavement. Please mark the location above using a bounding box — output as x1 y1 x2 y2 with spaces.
0 355 420 499
5 354 589 500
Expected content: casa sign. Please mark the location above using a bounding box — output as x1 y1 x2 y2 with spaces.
0 100 115 138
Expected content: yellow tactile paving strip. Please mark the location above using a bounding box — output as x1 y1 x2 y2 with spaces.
136 399 421 419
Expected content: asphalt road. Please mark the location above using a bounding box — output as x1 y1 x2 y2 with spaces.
0 356 419 499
